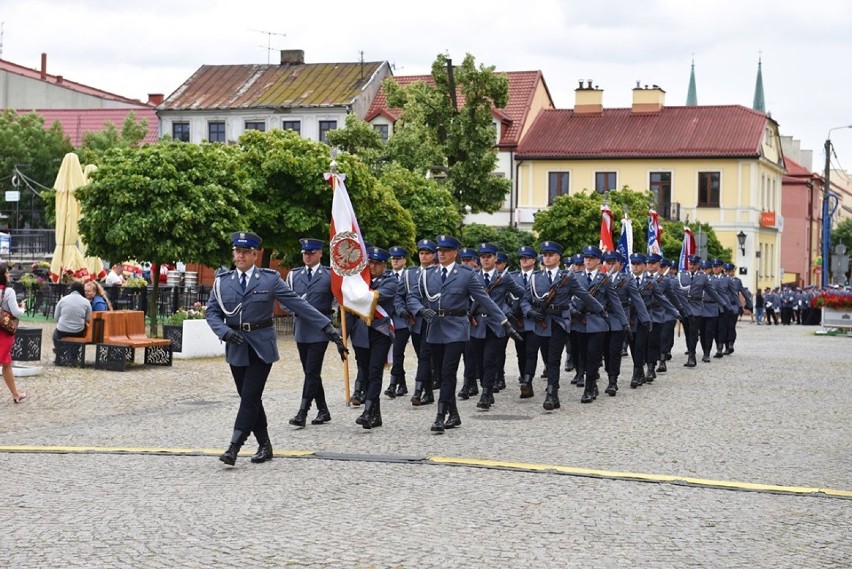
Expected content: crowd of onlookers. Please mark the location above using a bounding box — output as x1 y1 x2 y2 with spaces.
745 284 851 326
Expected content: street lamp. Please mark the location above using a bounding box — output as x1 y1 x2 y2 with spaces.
736 230 746 256
823 125 852 288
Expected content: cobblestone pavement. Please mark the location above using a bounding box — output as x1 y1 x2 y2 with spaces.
1 321 850 567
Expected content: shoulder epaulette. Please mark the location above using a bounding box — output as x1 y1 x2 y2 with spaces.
260 268 280 275
458 264 474 273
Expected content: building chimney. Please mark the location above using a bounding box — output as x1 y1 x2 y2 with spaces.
40 52 47 80
574 79 603 114
632 84 666 113
55 75 63 85
280 49 305 65
147 93 164 106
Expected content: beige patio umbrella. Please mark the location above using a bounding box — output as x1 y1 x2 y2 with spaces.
79 164 107 281
49 153 91 283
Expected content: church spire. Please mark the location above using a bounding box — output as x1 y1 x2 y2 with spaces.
686 57 697 106
753 56 765 113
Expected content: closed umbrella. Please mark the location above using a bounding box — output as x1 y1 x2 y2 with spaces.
49 153 91 283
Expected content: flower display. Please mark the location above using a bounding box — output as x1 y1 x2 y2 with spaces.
165 302 207 325
123 276 149 288
811 291 852 309
18 272 45 290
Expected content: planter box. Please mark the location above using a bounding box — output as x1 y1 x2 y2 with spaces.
822 307 852 329
164 319 225 359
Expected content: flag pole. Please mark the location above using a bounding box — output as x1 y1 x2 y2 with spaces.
339 305 351 405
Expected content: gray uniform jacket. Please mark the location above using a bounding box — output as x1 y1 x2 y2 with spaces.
521 269 604 337
286 264 336 344
509 270 536 332
612 272 651 329
207 268 331 366
470 268 526 339
635 273 677 325
347 271 397 349
396 267 426 334
674 271 724 318
572 270 628 333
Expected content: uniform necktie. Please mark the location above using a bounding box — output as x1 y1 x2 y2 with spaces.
394 272 399 280
441 267 447 283
484 273 490 287
636 276 641 288
240 272 247 291
588 272 593 282
307 267 313 281
523 273 528 287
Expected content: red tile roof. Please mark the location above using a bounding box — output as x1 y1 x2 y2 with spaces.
516 105 771 159
782 156 816 184
160 62 389 111
365 70 552 148
0 57 150 106
18 108 160 146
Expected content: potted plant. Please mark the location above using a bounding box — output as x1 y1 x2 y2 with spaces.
162 302 223 358
811 289 852 329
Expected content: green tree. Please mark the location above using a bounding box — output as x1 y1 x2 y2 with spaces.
76 140 253 334
325 113 386 173
378 163 460 242
832 217 852 254
0 110 73 228
461 224 534 268
384 53 510 218
77 112 150 164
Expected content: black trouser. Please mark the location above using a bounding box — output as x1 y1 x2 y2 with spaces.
463 340 479 382
569 329 583 377
544 324 569 388
229 344 273 444
576 331 605 381
495 334 509 380
431 341 466 403
715 311 729 350
412 330 432 384
727 312 738 346
661 319 676 356
297 341 329 410
699 316 717 356
603 329 626 377
469 328 501 390
354 328 393 404
390 326 411 379
781 306 793 325
684 315 701 354
631 325 650 367
645 322 662 363
53 327 86 349
518 330 539 377
765 307 778 325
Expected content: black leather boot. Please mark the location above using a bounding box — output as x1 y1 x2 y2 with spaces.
714 347 724 358
494 373 506 393
725 343 735 355
684 352 697 367
519 374 534 398
581 378 597 403
385 375 399 398
356 399 375 429
420 385 435 405
702 352 711 363
288 398 310 427
630 366 644 388
605 375 618 396
219 430 247 466
656 360 667 373
543 385 559 411
540 366 548 379
250 440 273 464
311 408 331 425
575 371 585 387
564 353 574 372
395 377 408 396
411 381 424 406
645 363 656 383
476 388 492 410
445 402 462 428
468 379 479 396
431 402 447 433
457 377 474 400
350 378 365 406
369 399 383 428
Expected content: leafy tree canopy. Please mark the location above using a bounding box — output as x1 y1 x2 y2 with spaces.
77 112 149 165
378 163 460 244
325 113 386 173
832 217 852 254
461 224 535 268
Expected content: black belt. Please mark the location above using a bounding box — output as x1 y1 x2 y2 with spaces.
649 302 661 308
319 310 335 317
688 296 703 301
435 309 467 317
546 304 570 311
229 319 274 332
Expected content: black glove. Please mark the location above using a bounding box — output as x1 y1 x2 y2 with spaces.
397 309 411 321
526 309 545 322
322 324 349 361
419 308 437 319
738 306 744 316
502 320 523 342
642 320 652 332
223 330 244 345
570 308 583 319
678 309 688 321
624 327 634 344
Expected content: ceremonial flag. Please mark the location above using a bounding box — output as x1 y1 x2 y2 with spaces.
326 171 379 323
616 216 632 273
647 208 662 255
599 204 615 252
679 225 696 271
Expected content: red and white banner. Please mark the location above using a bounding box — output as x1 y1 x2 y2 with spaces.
679 225 696 271
326 172 379 323
647 208 662 255
599 204 615 252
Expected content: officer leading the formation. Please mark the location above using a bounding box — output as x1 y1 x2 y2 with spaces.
206 231 347 466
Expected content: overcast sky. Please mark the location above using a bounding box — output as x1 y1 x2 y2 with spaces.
3 0 852 171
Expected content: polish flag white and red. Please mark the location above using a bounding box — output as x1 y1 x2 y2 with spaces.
647 208 662 256
679 225 696 271
599 204 615 252
326 171 380 323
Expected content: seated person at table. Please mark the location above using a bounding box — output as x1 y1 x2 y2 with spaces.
84 281 112 312
53 282 92 349
105 264 125 287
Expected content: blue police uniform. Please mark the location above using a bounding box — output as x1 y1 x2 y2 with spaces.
724 264 752 352
385 245 411 398
672 256 724 365
509 246 541 395
207 231 339 466
283 238 337 427
654 258 681 369
399 239 439 406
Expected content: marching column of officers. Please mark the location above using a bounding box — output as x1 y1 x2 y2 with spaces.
209 231 754 465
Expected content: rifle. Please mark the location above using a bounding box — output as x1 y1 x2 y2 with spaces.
469 267 508 327
588 266 619 297
535 270 572 329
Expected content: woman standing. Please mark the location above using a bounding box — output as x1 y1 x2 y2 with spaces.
84 281 112 311
0 266 27 403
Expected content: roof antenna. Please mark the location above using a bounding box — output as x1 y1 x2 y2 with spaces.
249 29 287 64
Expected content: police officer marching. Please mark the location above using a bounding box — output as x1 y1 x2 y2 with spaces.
510 246 540 397
724 262 752 353
603 251 649 394
285 238 338 428
385 246 411 398
673 255 724 366
403 239 438 407
206 231 347 466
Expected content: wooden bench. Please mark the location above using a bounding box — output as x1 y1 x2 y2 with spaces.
95 310 172 371
55 314 104 367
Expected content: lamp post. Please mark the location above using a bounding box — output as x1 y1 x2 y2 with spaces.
823 126 852 287
736 230 746 256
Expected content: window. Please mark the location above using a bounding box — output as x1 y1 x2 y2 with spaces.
208 121 226 142
319 120 337 143
172 122 190 142
548 172 570 205
649 171 672 218
594 172 617 193
373 124 389 142
244 121 266 132
281 120 301 134
697 171 720 207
